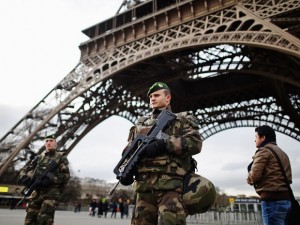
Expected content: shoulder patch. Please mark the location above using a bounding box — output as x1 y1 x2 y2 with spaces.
176 111 188 119
176 111 199 128
127 126 136 142
37 154 44 161
60 155 69 165
186 114 199 129
137 116 149 124
55 151 69 165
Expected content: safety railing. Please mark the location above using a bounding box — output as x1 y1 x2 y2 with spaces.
186 210 263 225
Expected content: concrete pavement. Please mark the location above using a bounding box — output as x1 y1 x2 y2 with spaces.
0 208 218 225
0 209 131 225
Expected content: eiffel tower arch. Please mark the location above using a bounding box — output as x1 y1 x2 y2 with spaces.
0 0 299 176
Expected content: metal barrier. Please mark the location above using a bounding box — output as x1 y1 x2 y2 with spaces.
186 210 263 225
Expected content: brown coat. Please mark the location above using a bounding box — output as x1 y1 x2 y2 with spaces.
247 143 292 195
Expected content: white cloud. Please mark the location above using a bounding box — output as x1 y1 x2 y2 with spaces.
0 0 123 106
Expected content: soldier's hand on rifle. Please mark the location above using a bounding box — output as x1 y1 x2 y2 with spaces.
39 174 53 187
21 175 32 187
119 173 134 186
145 139 167 157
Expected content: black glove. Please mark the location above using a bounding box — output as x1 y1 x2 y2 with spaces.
39 175 53 187
21 175 32 187
145 139 166 157
119 174 134 186
247 162 253 172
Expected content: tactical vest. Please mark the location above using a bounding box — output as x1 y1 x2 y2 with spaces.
35 151 62 174
134 112 192 176
34 150 66 188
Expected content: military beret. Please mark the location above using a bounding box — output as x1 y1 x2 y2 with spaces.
147 82 170 96
44 134 56 140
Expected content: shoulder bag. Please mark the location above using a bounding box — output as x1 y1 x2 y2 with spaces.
266 146 300 225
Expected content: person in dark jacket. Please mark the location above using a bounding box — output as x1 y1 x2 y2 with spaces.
124 201 129 218
111 201 117 218
119 199 124 219
89 199 97 216
103 200 109 218
97 199 103 217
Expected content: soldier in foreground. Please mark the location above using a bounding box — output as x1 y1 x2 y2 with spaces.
121 82 203 225
19 134 70 225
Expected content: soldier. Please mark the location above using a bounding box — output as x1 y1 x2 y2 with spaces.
19 134 70 225
122 82 202 225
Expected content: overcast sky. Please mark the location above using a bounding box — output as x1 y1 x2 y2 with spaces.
0 0 299 197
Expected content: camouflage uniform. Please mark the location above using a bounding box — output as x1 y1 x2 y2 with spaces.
19 150 70 225
127 107 202 225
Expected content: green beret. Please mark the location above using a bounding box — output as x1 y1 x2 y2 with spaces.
44 134 56 140
147 82 170 96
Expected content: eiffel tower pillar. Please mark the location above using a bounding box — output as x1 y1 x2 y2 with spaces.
0 0 299 177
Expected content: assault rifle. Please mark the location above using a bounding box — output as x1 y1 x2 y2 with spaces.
109 110 176 195
17 160 58 206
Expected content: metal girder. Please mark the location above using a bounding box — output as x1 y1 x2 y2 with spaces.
0 0 299 176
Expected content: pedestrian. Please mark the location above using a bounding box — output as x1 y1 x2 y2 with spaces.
77 201 81 213
10 198 17 210
247 125 292 225
89 199 97 217
111 201 117 218
19 134 70 225
119 199 124 219
123 201 129 218
74 201 78 213
97 199 103 218
119 82 202 225
103 199 109 218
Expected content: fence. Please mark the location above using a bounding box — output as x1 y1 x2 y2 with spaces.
187 210 263 225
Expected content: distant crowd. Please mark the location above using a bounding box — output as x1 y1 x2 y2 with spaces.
74 198 130 219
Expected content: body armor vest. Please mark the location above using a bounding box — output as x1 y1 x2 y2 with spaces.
135 113 191 176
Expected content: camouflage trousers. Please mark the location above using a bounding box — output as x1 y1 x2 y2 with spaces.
24 194 57 225
131 190 187 225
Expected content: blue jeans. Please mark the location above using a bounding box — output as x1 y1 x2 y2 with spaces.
261 200 291 225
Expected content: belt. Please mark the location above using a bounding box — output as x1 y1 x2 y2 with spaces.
260 191 291 201
135 173 183 181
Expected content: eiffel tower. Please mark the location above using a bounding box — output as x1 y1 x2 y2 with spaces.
0 0 299 177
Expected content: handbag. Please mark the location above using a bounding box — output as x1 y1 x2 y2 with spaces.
266 146 300 225
286 199 300 225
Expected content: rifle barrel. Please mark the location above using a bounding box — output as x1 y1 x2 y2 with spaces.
16 196 26 206
108 181 119 195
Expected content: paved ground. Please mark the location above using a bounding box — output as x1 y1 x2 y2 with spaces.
0 208 220 225
1 209 132 225
2 208 263 225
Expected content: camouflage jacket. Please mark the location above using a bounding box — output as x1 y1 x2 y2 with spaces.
126 109 202 191
19 150 70 199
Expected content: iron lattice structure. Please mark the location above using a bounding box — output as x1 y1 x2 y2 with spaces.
0 0 299 176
